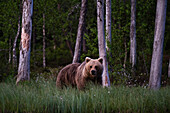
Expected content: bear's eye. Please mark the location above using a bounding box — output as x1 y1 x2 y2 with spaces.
95 66 98 69
90 66 92 68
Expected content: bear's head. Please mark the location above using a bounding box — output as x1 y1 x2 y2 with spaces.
84 57 103 78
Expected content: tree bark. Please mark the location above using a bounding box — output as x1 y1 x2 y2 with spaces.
106 0 112 52
130 0 136 69
149 0 167 90
43 13 46 68
97 0 110 87
16 0 33 84
72 0 87 63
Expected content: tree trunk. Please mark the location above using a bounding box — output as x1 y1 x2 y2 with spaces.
123 38 127 68
66 40 74 57
72 0 87 63
106 0 111 52
9 37 11 64
43 13 46 68
130 0 136 69
149 0 167 90
32 24 36 68
16 0 33 84
97 0 110 87
13 0 22 68
13 18 21 68
168 59 170 78
123 0 127 69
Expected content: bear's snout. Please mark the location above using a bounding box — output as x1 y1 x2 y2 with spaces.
91 70 96 75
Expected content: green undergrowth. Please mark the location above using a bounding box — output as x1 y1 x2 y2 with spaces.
0 79 169 113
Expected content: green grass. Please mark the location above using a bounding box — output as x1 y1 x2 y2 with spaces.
0 79 170 113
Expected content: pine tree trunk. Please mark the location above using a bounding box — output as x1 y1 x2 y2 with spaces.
16 0 33 84
72 0 87 63
106 0 111 52
130 0 136 69
43 13 46 68
97 0 110 87
149 0 167 90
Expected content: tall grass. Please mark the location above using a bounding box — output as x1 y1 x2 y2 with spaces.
0 79 169 113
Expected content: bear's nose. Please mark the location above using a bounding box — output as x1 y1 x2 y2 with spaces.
91 70 96 75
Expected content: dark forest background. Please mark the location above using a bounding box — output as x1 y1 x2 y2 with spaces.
0 0 169 86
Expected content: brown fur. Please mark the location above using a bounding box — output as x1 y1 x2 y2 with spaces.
56 57 103 90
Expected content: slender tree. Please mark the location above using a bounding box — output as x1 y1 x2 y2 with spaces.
32 24 36 68
13 0 22 68
97 0 110 87
72 0 87 63
43 13 46 68
130 0 136 70
13 18 21 68
9 37 11 63
149 0 167 90
123 0 127 69
106 0 112 52
16 0 33 84
168 59 170 78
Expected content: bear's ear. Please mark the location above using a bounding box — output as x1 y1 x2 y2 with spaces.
85 57 91 63
98 57 103 64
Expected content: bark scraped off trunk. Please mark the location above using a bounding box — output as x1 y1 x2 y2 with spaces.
149 0 167 90
17 0 33 84
72 0 87 63
97 0 110 87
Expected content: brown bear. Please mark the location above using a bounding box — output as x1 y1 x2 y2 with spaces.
56 57 103 90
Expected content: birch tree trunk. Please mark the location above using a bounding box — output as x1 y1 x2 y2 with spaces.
43 13 46 68
106 0 112 52
149 0 167 90
97 0 110 87
13 18 21 68
13 0 22 68
16 0 33 84
130 0 136 69
72 0 87 63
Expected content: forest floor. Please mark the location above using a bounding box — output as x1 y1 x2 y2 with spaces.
0 77 170 113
